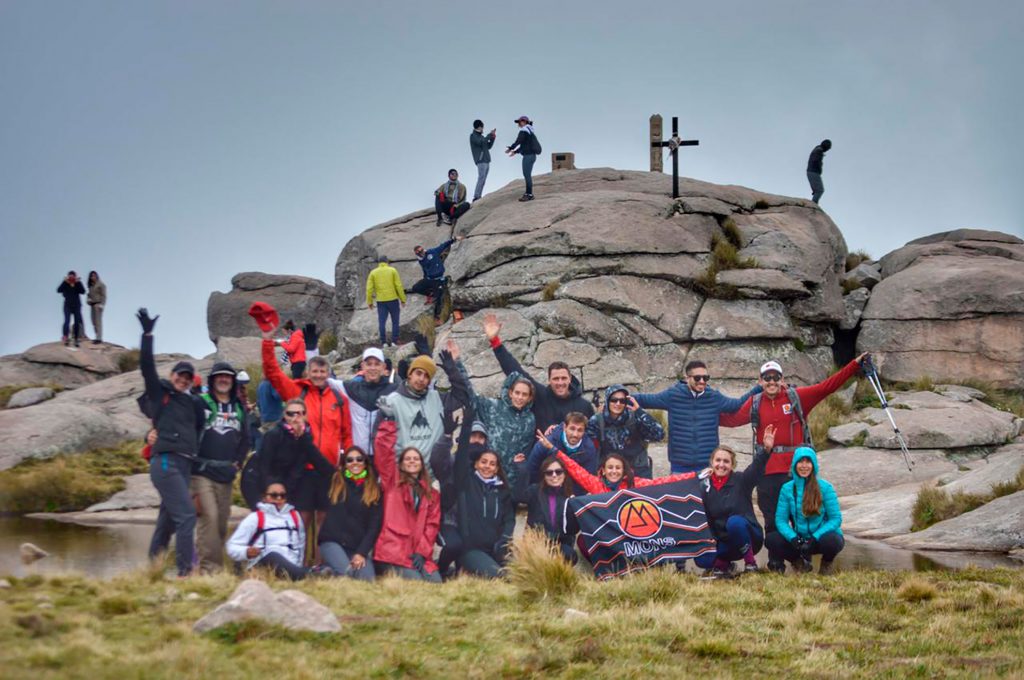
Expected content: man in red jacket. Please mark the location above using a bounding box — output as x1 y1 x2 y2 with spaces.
720 352 867 572
261 322 353 532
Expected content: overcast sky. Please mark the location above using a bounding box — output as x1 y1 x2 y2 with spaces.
1 1 1021 358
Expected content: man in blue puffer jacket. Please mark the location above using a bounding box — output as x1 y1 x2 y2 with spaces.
633 360 760 474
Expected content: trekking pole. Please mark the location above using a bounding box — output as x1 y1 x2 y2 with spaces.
862 355 914 471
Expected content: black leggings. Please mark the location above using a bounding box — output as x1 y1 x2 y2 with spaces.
765 531 845 565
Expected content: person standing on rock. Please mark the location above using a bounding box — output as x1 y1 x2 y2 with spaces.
506 115 541 201
718 354 867 573
470 120 497 201
586 385 665 479
410 235 463 326
136 308 206 577
191 361 250 574
434 169 471 227
482 313 594 434
86 271 106 345
806 139 831 204
57 270 86 347
365 254 406 347
328 347 396 456
633 360 761 475
276 320 306 379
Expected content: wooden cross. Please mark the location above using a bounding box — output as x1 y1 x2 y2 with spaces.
650 115 699 198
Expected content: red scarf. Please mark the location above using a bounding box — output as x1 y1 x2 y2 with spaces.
711 473 729 491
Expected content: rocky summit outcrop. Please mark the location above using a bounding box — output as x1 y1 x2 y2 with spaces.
207 272 336 343
332 168 846 392
856 229 1024 389
0 342 135 389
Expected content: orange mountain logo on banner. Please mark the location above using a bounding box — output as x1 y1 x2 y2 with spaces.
617 498 663 539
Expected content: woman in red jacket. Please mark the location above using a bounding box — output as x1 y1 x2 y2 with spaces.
277 320 307 379
552 447 696 494
372 418 441 582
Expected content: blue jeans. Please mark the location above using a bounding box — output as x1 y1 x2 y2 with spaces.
716 515 763 561
377 300 400 344
319 542 375 581
149 453 196 576
474 162 489 200
62 304 84 341
522 154 536 194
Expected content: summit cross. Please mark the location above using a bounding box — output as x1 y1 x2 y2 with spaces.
650 115 699 198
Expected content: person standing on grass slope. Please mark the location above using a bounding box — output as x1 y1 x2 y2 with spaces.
469 120 497 201
633 360 761 475
718 353 867 573
765 446 844 575
276 320 306 379
57 270 86 347
260 320 353 535
191 361 250 574
506 115 541 201
807 138 832 204
410 235 463 325
512 453 578 563
329 347 396 456
366 254 406 347
434 168 471 227
317 446 383 581
86 271 106 344
226 481 308 581
136 308 206 577
695 426 775 579
526 411 598 483
483 313 594 434
587 385 665 479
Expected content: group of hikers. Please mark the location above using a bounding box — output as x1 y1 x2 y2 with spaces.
138 300 864 582
56 270 106 347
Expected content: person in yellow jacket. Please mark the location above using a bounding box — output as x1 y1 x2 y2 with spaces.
366 255 406 347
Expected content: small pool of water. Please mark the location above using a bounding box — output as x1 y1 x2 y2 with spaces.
0 517 1018 580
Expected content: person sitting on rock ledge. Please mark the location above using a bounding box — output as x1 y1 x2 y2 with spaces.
434 168 471 227
410 235 463 326
227 481 308 581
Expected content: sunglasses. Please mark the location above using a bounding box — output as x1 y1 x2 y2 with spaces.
284 411 305 418
608 397 629 405
266 492 287 499
690 374 711 383
345 456 366 464
545 469 565 477
761 373 783 383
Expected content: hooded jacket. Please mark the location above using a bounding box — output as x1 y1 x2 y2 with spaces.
526 423 598 483
372 419 441 572
555 450 695 495
699 446 769 541
256 421 337 503
139 333 205 457
318 475 384 558
279 329 306 365
775 447 842 542
453 428 515 557
382 351 468 463
330 376 396 455
634 383 760 469
489 337 594 433
226 501 305 568
587 384 665 467
262 339 352 466
195 363 249 483
460 365 536 485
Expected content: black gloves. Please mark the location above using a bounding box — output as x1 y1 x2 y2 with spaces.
438 349 455 372
410 553 426 571
136 308 158 333
791 537 813 561
443 411 460 436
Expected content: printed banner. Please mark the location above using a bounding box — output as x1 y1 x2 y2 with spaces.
567 478 715 580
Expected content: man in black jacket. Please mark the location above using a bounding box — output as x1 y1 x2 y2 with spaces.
192 361 249 574
137 308 206 577
57 271 86 347
482 313 594 433
807 139 832 204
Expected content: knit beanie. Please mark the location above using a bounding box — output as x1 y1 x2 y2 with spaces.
408 355 437 380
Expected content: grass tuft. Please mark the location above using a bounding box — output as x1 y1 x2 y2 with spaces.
845 249 872 272
721 216 743 248
897 577 938 602
243 363 263 404
97 594 139 617
841 278 865 294
912 486 993 531
117 349 141 374
753 199 771 209
507 528 579 603
808 392 854 448
541 279 560 302
318 331 338 355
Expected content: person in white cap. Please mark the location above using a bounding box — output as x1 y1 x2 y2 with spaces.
329 347 397 455
719 351 869 572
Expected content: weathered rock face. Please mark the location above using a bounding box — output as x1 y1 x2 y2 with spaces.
858 230 1024 389
6 387 56 409
0 342 134 389
886 490 1024 553
193 579 341 634
207 272 335 342
332 169 848 388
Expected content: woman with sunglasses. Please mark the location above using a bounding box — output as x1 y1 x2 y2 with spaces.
512 453 577 563
587 384 665 479
451 437 516 579
226 481 308 580
372 416 442 582
318 446 383 581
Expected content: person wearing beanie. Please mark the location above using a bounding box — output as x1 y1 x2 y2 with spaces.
806 138 832 204
469 120 497 201
434 168 471 227
506 116 542 201
379 340 470 477
191 361 250 573
365 255 406 347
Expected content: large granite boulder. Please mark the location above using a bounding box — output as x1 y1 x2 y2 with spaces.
886 490 1024 553
332 169 848 388
0 342 135 390
207 272 335 342
859 230 1024 389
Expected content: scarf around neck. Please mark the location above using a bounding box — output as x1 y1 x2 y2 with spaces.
475 470 503 487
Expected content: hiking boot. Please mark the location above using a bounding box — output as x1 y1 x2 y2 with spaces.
767 560 785 574
92 339 101 345
795 559 814 574
744 561 760 574
435 214 443 227
818 560 836 576
518 193 532 202
441 214 452 225
62 336 69 346
712 565 735 580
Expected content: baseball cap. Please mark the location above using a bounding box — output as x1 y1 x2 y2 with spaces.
514 115 531 123
362 347 385 362
760 361 783 376
172 361 195 376
248 301 280 332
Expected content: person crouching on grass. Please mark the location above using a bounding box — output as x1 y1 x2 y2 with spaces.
226 482 308 581
316 446 383 581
